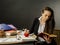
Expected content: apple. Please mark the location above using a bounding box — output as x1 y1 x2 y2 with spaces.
24 32 29 37
24 30 29 37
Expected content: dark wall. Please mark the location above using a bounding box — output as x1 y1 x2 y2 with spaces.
0 0 60 29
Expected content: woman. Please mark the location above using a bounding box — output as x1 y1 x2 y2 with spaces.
30 7 57 45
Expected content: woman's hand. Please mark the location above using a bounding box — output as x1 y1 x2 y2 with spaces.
43 35 52 43
40 16 49 24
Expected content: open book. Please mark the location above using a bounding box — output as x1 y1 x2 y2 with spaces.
38 32 57 38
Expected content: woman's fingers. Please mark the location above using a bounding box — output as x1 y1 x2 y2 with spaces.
43 35 51 43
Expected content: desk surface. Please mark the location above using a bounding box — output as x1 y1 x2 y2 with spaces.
0 35 36 44
0 30 37 44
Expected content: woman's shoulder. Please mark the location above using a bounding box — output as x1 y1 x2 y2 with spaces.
33 17 40 23
34 16 41 21
34 17 40 20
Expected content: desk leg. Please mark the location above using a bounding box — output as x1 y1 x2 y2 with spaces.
33 41 37 45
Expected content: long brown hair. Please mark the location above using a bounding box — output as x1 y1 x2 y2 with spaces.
41 7 55 34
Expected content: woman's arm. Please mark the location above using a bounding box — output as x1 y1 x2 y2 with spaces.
30 18 38 34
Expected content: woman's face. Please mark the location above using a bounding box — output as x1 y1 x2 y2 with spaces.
42 10 51 21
